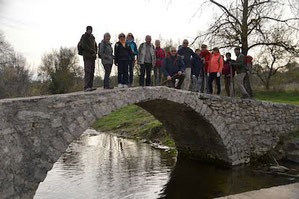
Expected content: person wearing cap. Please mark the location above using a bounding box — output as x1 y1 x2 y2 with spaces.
126 33 138 86
178 39 198 91
231 47 250 98
80 26 97 92
162 47 185 89
207 47 223 95
138 35 156 86
200 44 212 93
114 33 132 88
99 32 114 89
154 40 165 86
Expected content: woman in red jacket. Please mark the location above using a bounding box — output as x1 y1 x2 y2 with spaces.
154 40 165 86
207 47 223 95
200 44 211 93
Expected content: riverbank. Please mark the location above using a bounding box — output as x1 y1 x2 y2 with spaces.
92 104 176 150
216 182 299 199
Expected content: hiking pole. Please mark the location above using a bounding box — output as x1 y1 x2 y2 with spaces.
230 63 234 97
160 73 179 86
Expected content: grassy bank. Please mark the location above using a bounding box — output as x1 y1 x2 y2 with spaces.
254 90 299 105
92 105 175 148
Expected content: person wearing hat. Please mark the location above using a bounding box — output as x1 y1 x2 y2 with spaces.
207 47 223 95
126 33 138 86
80 26 97 91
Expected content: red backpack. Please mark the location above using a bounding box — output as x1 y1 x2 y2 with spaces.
246 55 253 72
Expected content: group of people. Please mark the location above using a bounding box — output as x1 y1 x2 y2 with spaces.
79 26 253 98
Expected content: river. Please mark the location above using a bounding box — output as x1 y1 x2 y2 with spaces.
34 129 298 199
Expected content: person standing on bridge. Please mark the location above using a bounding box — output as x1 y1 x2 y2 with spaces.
207 47 223 95
231 47 250 98
80 26 97 92
191 49 204 92
99 32 114 89
126 33 138 87
178 39 198 91
222 52 235 96
138 35 156 86
162 47 185 89
199 44 211 93
154 40 165 86
114 33 132 88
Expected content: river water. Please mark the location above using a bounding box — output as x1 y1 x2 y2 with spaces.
34 129 298 199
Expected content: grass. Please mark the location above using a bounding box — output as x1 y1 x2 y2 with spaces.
254 90 299 105
289 129 299 138
92 105 175 148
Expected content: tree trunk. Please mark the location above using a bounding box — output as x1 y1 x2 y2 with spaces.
241 0 249 55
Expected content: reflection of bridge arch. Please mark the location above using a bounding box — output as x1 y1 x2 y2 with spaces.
0 87 298 198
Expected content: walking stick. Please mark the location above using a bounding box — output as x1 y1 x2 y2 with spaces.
230 63 234 97
160 73 179 86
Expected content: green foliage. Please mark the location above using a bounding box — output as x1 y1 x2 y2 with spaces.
39 47 83 94
255 90 299 105
289 129 299 138
93 105 175 147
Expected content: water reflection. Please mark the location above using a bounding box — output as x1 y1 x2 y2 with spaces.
34 130 176 199
35 130 298 199
159 156 297 199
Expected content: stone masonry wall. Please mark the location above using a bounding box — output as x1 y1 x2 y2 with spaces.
0 87 298 198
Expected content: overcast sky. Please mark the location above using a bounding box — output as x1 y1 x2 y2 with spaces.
0 0 218 71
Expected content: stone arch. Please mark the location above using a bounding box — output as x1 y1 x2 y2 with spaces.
0 87 234 198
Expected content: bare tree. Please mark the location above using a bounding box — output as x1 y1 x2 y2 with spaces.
39 47 83 94
0 32 32 99
193 0 299 56
253 44 292 89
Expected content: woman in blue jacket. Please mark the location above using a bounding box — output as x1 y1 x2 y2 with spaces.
126 33 138 87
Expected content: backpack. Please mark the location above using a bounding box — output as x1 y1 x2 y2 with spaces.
246 55 253 72
77 37 83 56
98 43 102 58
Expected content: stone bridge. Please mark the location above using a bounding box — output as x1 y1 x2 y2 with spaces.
0 87 298 198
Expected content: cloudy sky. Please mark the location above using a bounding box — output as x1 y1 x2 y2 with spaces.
0 0 217 72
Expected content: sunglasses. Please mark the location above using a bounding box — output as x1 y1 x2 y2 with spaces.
119 35 125 38
171 50 177 52
183 42 188 44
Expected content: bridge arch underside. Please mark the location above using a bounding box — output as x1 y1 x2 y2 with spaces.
137 99 229 164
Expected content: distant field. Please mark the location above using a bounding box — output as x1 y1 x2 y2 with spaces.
254 91 299 105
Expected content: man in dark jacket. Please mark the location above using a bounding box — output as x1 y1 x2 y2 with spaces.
231 47 249 98
80 26 97 91
191 49 204 92
162 47 185 89
222 52 235 96
178 39 198 91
